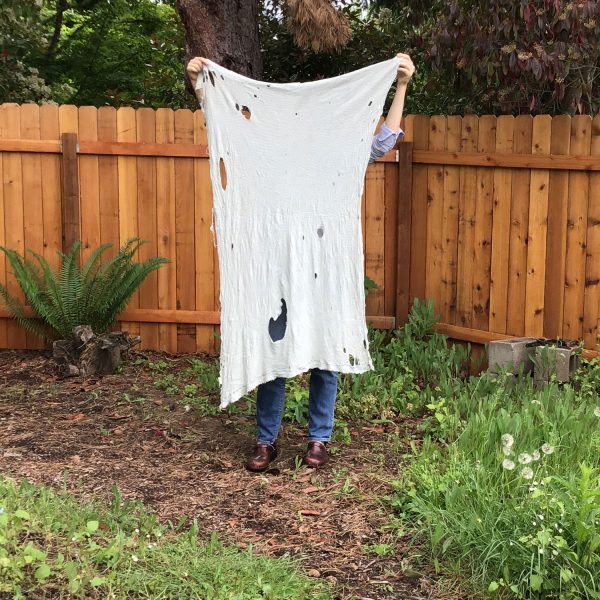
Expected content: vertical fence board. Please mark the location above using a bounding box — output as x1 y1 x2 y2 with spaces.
524 115 552 337
79 106 101 268
489 116 514 333
409 116 430 307
506 115 533 336
39 104 62 273
0 104 26 348
384 161 399 318
583 115 600 349
0 120 5 347
174 109 196 352
425 116 446 318
365 163 386 316
20 104 45 348
156 108 178 353
440 116 461 324
97 107 120 257
193 110 215 353
116 108 140 341
472 115 496 330
136 108 159 350
543 115 571 338
396 138 413 326
456 115 479 328
563 116 592 340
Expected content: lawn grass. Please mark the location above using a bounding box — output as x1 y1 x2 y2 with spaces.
0 475 330 599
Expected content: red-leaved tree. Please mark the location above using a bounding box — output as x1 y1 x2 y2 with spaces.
426 0 599 114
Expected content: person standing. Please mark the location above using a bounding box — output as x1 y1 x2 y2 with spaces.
186 53 415 472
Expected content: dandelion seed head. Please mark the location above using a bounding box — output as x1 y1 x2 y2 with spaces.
594 407 600 418
503 459 516 471
132 555 139 562
541 443 554 455
502 446 513 456
521 467 534 480
518 453 532 464
501 434 514 448
532 451 541 461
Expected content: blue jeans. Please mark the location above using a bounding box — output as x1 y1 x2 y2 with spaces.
256 369 338 444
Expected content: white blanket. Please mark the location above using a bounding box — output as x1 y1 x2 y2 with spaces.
196 58 400 407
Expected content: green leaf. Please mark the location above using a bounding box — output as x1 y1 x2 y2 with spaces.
488 581 500 592
14 509 31 519
86 520 99 533
34 563 51 581
90 576 105 587
530 574 543 591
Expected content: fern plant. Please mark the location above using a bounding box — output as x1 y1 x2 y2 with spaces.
0 238 169 342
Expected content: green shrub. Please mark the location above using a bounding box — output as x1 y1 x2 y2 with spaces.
0 238 168 342
0 476 330 599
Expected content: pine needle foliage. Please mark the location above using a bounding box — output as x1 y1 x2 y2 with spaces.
0 238 169 342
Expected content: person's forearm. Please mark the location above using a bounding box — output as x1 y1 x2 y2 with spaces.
385 83 407 133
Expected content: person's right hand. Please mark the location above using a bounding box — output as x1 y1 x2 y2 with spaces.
186 56 210 89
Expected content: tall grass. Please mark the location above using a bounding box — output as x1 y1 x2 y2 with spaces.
393 353 600 598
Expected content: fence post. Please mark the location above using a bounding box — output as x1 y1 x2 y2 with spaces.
61 132 80 258
395 140 413 327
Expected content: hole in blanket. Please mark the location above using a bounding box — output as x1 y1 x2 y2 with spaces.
219 158 227 190
317 226 324 238
208 71 216 87
235 103 239 111
349 354 355 366
314 273 317 279
363 339 367 349
368 100 372 106
241 106 251 119
268 298 287 342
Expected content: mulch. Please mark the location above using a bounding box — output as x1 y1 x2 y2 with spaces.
0 348 471 600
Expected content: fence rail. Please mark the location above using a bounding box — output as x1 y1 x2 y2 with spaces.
0 104 599 357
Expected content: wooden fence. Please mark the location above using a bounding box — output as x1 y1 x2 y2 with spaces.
0 104 599 355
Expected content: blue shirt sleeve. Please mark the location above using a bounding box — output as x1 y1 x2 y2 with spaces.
369 122 405 163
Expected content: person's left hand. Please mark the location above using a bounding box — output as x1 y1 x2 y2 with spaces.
395 52 415 86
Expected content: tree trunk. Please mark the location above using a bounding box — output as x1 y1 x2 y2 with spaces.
176 0 262 81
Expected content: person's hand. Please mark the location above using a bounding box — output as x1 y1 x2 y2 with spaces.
395 52 415 86
186 56 210 88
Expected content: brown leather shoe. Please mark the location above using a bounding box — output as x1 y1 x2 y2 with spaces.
302 441 329 468
245 443 278 472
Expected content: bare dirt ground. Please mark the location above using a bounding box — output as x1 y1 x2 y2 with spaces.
0 349 470 600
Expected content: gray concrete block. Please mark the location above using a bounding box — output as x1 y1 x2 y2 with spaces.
533 346 581 383
488 337 539 375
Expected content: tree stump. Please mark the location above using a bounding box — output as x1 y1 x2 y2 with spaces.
52 325 141 377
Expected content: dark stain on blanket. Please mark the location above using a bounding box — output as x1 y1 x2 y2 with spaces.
317 226 324 238
269 299 287 342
